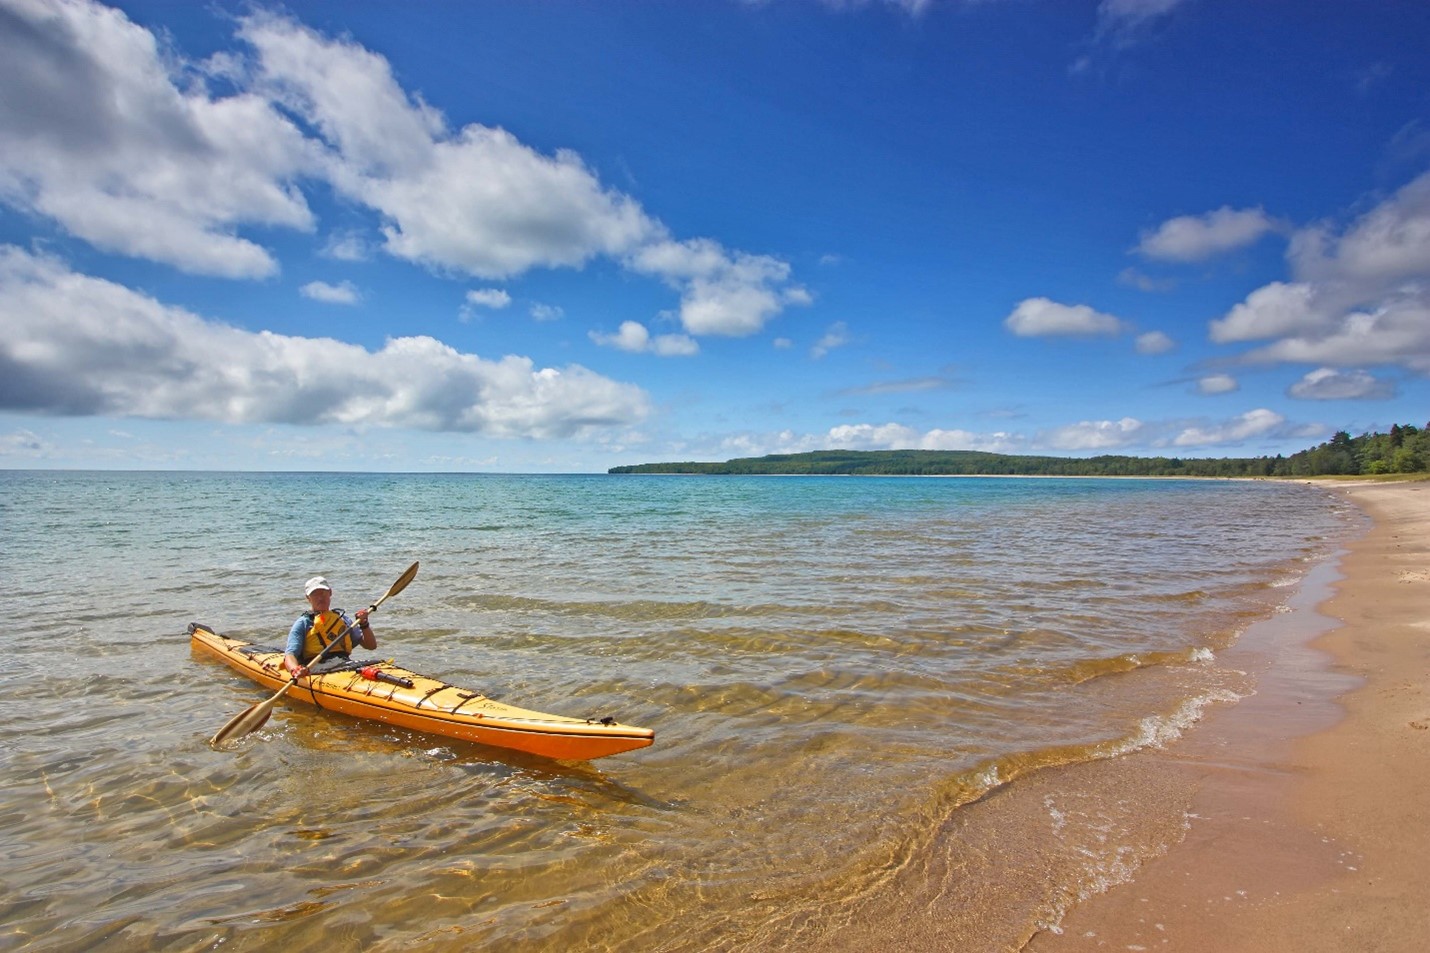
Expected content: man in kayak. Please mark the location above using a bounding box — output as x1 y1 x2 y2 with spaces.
283 575 377 678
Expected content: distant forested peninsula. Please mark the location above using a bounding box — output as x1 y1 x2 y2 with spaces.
610 424 1430 478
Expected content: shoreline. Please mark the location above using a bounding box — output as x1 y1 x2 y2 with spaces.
1029 479 1430 950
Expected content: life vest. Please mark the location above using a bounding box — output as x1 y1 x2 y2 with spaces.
299 609 356 662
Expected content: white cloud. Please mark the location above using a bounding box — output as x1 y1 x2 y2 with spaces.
693 405 1317 462
0 246 648 437
703 423 1024 459
239 12 807 337
459 287 511 322
1210 281 1322 343
1172 408 1284 447
811 321 850 359
1135 330 1175 354
237 11 657 279
465 288 512 309
1196 373 1239 395
820 423 1022 454
1042 417 1145 451
1290 171 1430 289
627 238 811 337
1136 206 1281 262
300 280 360 304
1242 292 1430 371
1005 297 1126 337
1214 171 1430 374
1288 367 1396 401
0 2 806 337
530 303 564 322
589 320 698 357
0 0 319 277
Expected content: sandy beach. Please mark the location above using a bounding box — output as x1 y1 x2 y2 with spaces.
1031 480 1430 951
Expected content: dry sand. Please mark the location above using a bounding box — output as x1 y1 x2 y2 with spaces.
1032 480 1430 951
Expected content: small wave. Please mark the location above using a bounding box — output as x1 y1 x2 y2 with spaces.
1154 588 1209 604
929 686 1244 827
1109 688 1243 756
1033 646 1219 686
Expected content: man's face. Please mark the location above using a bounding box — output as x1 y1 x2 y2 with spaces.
307 588 332 613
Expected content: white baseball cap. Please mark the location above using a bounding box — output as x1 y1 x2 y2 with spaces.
304 576 332 596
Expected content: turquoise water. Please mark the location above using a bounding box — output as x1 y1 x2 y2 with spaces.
0 472 1354 951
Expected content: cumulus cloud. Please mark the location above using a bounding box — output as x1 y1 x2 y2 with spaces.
1243 293 1430 371
626 238 810 337
0 0 319 277
700 423 1023 460
589 320 698 357
465 288 512 310
300 280 360 304
0 1 805 336
1005 297 1127 337
815 423 1022 454
530 303 564 322
695 405 1313 461
1209 281 1321 343
0 246 648 437
1197 374 1238 395
1041 417 1145 451
237 12 806 336
1288 367 1396 401
1171 408 1285 447
1289 171 1430 289
1136 206 1282 262
458 287 512 322
236 11 657 279
1214 171 1430 374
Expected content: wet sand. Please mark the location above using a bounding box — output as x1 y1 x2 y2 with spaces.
1033 479 1430 951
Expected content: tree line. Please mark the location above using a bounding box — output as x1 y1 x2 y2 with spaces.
608 423 1430 478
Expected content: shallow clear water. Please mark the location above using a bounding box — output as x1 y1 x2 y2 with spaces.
0 472 1354 951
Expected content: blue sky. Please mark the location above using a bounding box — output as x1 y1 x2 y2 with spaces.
2 0 1428 472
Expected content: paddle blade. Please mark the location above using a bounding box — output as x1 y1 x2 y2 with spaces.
210 678 296 747
371 560 419 611
210 698 274 746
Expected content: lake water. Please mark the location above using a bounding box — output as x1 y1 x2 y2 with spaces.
0 472 1356 951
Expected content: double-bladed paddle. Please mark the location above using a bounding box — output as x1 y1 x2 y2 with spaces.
209 561 419 747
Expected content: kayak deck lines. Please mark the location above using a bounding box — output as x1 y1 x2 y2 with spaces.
189 623 655 760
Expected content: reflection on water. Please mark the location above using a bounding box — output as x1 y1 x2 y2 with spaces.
0 472 1352 950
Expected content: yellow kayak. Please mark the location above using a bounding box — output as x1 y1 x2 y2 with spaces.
189 623 655 760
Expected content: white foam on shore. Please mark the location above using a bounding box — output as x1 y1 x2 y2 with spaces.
1113 689 1244 756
